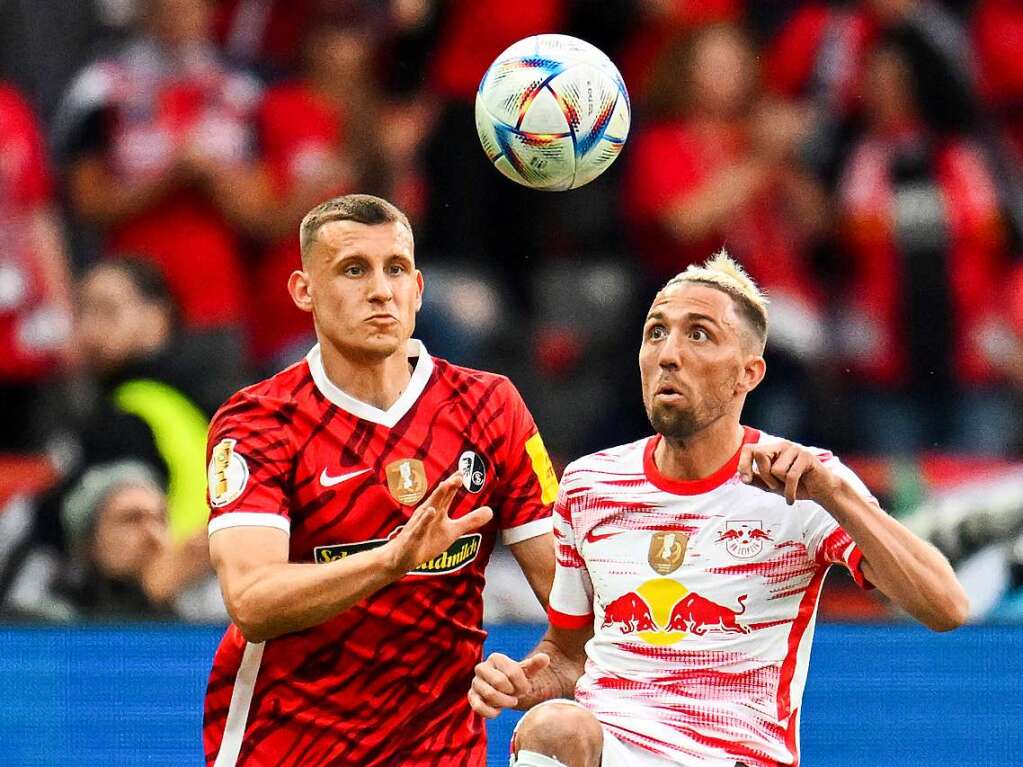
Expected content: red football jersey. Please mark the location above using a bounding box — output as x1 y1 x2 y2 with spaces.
203 341 557 766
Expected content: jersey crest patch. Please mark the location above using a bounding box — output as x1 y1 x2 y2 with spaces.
716 520 773 559
208 438 249 507
386 458 427 505
458 450 487 493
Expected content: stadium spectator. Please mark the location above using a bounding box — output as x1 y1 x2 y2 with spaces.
0 461 218 621
0 83 74 451
974 0 1023 160
247 2 427 371
68 257 219 543
624 23 831 439
765 0 975 183
55 0 261 373
834 35 1017 454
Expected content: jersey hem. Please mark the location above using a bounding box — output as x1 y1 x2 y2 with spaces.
502 516 554 545
208 512 291 536
548 606 593 629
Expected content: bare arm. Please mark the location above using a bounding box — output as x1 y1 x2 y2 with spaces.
508 532 556 610
469 624 592 718
740 441 969 632
210 474 492 643
663 158 771 242
68 155 191 227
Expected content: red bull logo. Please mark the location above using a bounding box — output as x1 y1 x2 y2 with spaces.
717 520 772 559
600 579 749 645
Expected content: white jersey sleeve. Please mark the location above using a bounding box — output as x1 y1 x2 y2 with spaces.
801 454 877 589
547 468 594 628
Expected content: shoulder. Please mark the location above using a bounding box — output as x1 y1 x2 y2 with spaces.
211 359 312 433
561 438 649 488
431 357 520 402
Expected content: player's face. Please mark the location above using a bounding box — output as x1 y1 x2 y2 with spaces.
639 283 762 440
77 266 169 374
296 220 423 362
91 484 168 581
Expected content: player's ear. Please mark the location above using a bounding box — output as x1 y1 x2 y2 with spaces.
288 270 313 313
414 269 424 312
737 354 766 395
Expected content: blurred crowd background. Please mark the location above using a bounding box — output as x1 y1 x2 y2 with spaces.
1 0 1023 627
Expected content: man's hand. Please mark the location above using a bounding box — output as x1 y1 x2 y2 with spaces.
738 440 842 506
468 652 551 719
383 473 493 575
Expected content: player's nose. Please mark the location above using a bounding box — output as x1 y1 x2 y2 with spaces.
366 266 393 302
656 334 683 370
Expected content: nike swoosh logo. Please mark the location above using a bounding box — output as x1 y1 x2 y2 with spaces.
584 529 618 544
319 468 372 487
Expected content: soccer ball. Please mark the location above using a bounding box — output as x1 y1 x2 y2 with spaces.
475 34 631 191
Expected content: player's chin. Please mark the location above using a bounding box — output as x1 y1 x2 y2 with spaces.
649 402 697 440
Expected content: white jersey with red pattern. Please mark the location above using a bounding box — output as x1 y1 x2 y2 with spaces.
547 427 875 767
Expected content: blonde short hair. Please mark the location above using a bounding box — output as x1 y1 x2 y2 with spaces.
663 249 769 351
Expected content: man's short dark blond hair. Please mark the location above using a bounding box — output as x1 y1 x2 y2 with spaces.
299 194 413 261
663 249 769 352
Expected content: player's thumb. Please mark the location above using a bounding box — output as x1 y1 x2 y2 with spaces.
520 653 550 678
456 505 493 533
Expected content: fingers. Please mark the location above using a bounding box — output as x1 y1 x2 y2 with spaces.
471 671 519 710
454 506 493 535
520 653 551 678
486 652 533 695
420 472 462 515
753 451 782 491
784 454 811 505
738 444 755 484
769 445 801 484
467 687 502 719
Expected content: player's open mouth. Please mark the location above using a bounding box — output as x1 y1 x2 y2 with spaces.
655 383 683 397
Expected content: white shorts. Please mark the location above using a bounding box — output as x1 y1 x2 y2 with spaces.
601 728 681 767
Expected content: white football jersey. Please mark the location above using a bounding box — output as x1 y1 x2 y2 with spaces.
547 428 875 767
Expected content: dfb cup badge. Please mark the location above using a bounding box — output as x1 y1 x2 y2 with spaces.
648 531 688 575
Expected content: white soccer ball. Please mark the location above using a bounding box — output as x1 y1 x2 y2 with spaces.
475 34 631 191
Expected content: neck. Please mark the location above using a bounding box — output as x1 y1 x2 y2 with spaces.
655 416 745 481
318 339 413 411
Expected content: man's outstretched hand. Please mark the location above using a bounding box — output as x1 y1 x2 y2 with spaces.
384 473 493 575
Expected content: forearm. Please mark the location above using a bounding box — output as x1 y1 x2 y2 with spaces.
71 159 183 226
226 546 401 642
516 631 586 709
822 481 969 631
665 159 770 241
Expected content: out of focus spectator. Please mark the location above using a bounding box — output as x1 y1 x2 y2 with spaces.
834 35 1017 455
974 0 1023 160
624 23 831 438
213 0 317 76
247 2 426 371
0 83 74 451
55 0 261 375
765 0 975 183
0 461 218 621
66 257 215 541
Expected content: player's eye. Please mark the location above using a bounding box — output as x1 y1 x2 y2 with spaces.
388 263 408 275
344 264 365 277
689 326 710 342
647 324 666 341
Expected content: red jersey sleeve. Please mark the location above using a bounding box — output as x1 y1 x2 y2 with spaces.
492 378 556 545
206 392 295 536
802 454 877 590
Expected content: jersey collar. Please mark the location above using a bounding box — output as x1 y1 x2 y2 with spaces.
305 339 435 428
643 425 761 495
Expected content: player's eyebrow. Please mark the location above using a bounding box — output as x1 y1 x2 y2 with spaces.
683 312 721 327
644 310 666 323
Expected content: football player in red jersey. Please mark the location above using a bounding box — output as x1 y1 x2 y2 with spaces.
203 194 559 766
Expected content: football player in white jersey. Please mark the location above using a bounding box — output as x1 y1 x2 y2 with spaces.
468 251 968 767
